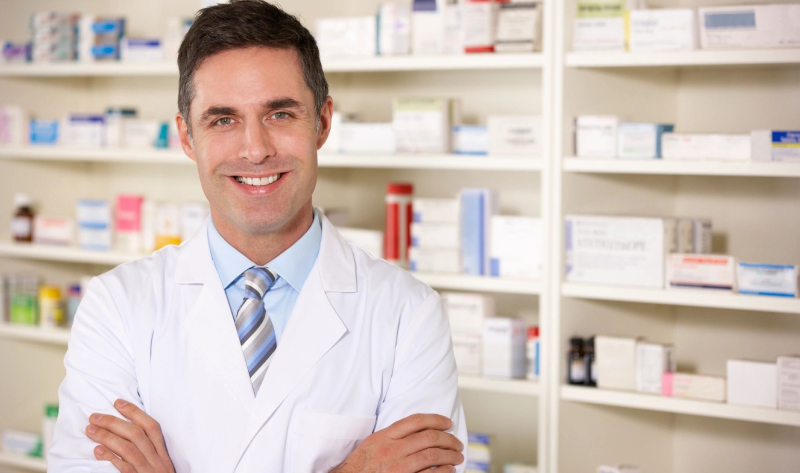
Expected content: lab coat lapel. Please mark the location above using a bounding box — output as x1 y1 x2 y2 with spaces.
174 218 256 409
235 213 357 462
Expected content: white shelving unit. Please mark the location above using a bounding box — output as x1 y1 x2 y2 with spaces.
460 376 540 397
560 386 800 428
0 453 47 473
562 157 800 178
0 324 71 345
565 49 800 68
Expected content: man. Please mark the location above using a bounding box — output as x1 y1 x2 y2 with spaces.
48 1 467 472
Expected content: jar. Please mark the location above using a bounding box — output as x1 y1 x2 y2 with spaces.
39 286 63 328
385 183 413 266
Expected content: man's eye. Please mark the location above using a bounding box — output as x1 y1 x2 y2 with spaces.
272 112 290 120
215 117 234 126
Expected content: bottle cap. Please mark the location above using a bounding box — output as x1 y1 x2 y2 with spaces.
527 326 539 339
386 183 413 195
39 286 62 300
13 193 32 208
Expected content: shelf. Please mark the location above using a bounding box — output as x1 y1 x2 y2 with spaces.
0 241 138 266
458 376 540 397
561 386 800 427
562 283 800 315
0 54 543 77
566 49 800 68
414 272 541 295
0 324 70 345
562 158 800 178
0 147 541 171
0 453 47 472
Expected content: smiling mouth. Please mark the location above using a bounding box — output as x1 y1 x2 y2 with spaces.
233 173 284 187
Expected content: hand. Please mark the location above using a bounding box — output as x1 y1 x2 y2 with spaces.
330 413 464 473
85 399 175 473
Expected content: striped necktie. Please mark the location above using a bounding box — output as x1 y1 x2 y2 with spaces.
235 266 278 395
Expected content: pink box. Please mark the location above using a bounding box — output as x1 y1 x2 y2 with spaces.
116 195 143 232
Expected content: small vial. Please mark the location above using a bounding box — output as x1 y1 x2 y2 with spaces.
567 337 586 385
12 193 34 243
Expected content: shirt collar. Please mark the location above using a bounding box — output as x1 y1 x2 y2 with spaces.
207 208 322 292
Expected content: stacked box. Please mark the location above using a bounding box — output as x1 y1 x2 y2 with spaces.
77 199 112 251
410 197 460 273
460 188 498 276
482 317 526 379
635 342 675 394
466 432 491 473
393 97 460 154
596 336 638 391
443 292 495 376
378 3 412 55
30 12 80 63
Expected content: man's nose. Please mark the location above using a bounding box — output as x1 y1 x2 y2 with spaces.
239 118 276 164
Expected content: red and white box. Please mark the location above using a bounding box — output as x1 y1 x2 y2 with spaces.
667 254 736 291
385 183 413 266
115 195 144 253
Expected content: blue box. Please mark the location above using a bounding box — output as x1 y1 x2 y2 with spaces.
460 188 497 276
30 119 59 145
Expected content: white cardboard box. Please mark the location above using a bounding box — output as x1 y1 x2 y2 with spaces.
442 292 495 337
495 2 540 52
727 359 778 409
482 317 527 379
462 1 497 53
575 115 622 158
573 18 625 51
751 130 800 162
411 222 459 248
778 356 800 411
636 342 676 394
596 335 638 391
628 9 697 52
340 122 396 154
737 263 799 298
412 8 445 55
699 4 800 50
489 216 542 279
662 133 751 161
488 115 542 156
453 335 482 376
378 3 412 55
412 198 460 224
393 97 460 154
565 215 666 289
617 123 675 159
316 17 376 57
409 247 460 273
661 372 726 402
667 254 736 291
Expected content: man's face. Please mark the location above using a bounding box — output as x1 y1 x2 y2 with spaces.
177 46 331 236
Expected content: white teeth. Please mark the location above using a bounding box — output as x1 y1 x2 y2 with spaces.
236 174 281 187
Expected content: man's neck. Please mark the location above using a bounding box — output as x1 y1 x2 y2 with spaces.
210 203 315 266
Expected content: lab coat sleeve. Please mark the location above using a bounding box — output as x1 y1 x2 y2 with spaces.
374 290 468 473
48 276 141 472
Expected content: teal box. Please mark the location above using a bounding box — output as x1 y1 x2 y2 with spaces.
617 122 675 159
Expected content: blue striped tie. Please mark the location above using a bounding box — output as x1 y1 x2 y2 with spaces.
235 266 278 395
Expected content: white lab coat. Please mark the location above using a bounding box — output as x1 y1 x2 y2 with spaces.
49 213 467 472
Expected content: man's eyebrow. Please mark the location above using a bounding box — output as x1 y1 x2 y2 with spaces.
200 106 238 122
263 98 306 110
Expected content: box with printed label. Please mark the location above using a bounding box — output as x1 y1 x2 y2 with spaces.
482 317 526 379
727 360 777 409
575 116 622 158
573 18 625 51
409 247 460 273
617 123 675 159
596 335 638 391
316 17 376 57
442 292 495 337
737 263 798 298
751 130 800 162
413 198 459 224
33 217 74 246
340 122 396 154
495 3 540 52
462 0 498 53
490 216 542 279
628 9 697 52
636 342 676 394
393 98 460 154
77 199 112 250
778 356 800 411
488 115 542 156
565 215 666 288
453 125 489 155
412 0 445 55
662 133 751 161
699 4 800 50
453 335 482 376
667 254 735 291
661 372 726 402
411 223 459 248
378 3 412 55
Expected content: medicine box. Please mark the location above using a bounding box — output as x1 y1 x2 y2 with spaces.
393 97 460 154
412 0 445 55
411 223 459 248
413 198 459 224
636 342 676 394
661 372 726 402
337 227 384 259
0 106 27 146
30 119 59 145
575 116 622 158
751 130 800 162
378 3 411 56
121 38 163 62
488 115 542 156
737 263 799 298
495 2 540 53
482 317 527 379
565 215 667 289
573 18 625 51
115 195 143 253
467 431 491 468
315 17 376 58
340 122 396 154
462 0 497 53
409 247 460 273
778 356 800 411
596 335 638 391
699 4 800 50
662 133 751 161
65 114 105 148
443 3 465 55
667 254 735 291
453 125 489 155
490 216 542 279
617 123 675 159
77 199 112 250
155 203 181 250
180 203 209 242
453 335 482 376
442 292 495 337
460 188 498 276
628 9 697 52
727 359 777 409
1 429 42 456
33 217 74 246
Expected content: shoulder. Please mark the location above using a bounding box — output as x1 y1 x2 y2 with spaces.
95 244 182 311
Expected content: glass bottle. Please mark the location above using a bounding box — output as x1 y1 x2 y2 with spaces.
567 337 586 385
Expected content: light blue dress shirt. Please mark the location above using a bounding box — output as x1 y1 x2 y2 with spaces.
207 209 322 343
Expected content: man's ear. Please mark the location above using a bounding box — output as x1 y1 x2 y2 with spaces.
176 113 196 163
316 96 334 150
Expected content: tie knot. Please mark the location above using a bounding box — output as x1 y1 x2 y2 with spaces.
243 266 277 300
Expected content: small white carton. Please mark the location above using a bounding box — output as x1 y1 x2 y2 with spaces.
667 254 735 291
409 247 460 273
628 9 697 52
737 263 799 298
778 356 800 411
751 130 800 162
442 292 495 337
699 4 800 50
489 216 542 279
411 222 459 248
596 335 638 391
482 317 527 379
337 227 384 259
662 133 751 161
662 372 726 402
636 342 676 394
488 115 542 156
412 198 460 224
573 18 625 52
575 116 622 158
727 359 778 409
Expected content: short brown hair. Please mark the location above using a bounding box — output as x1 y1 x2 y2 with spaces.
177 0 328 134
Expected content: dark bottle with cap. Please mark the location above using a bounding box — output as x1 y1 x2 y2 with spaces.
567 337 586 385
584 336 597 387
12 193 34 243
